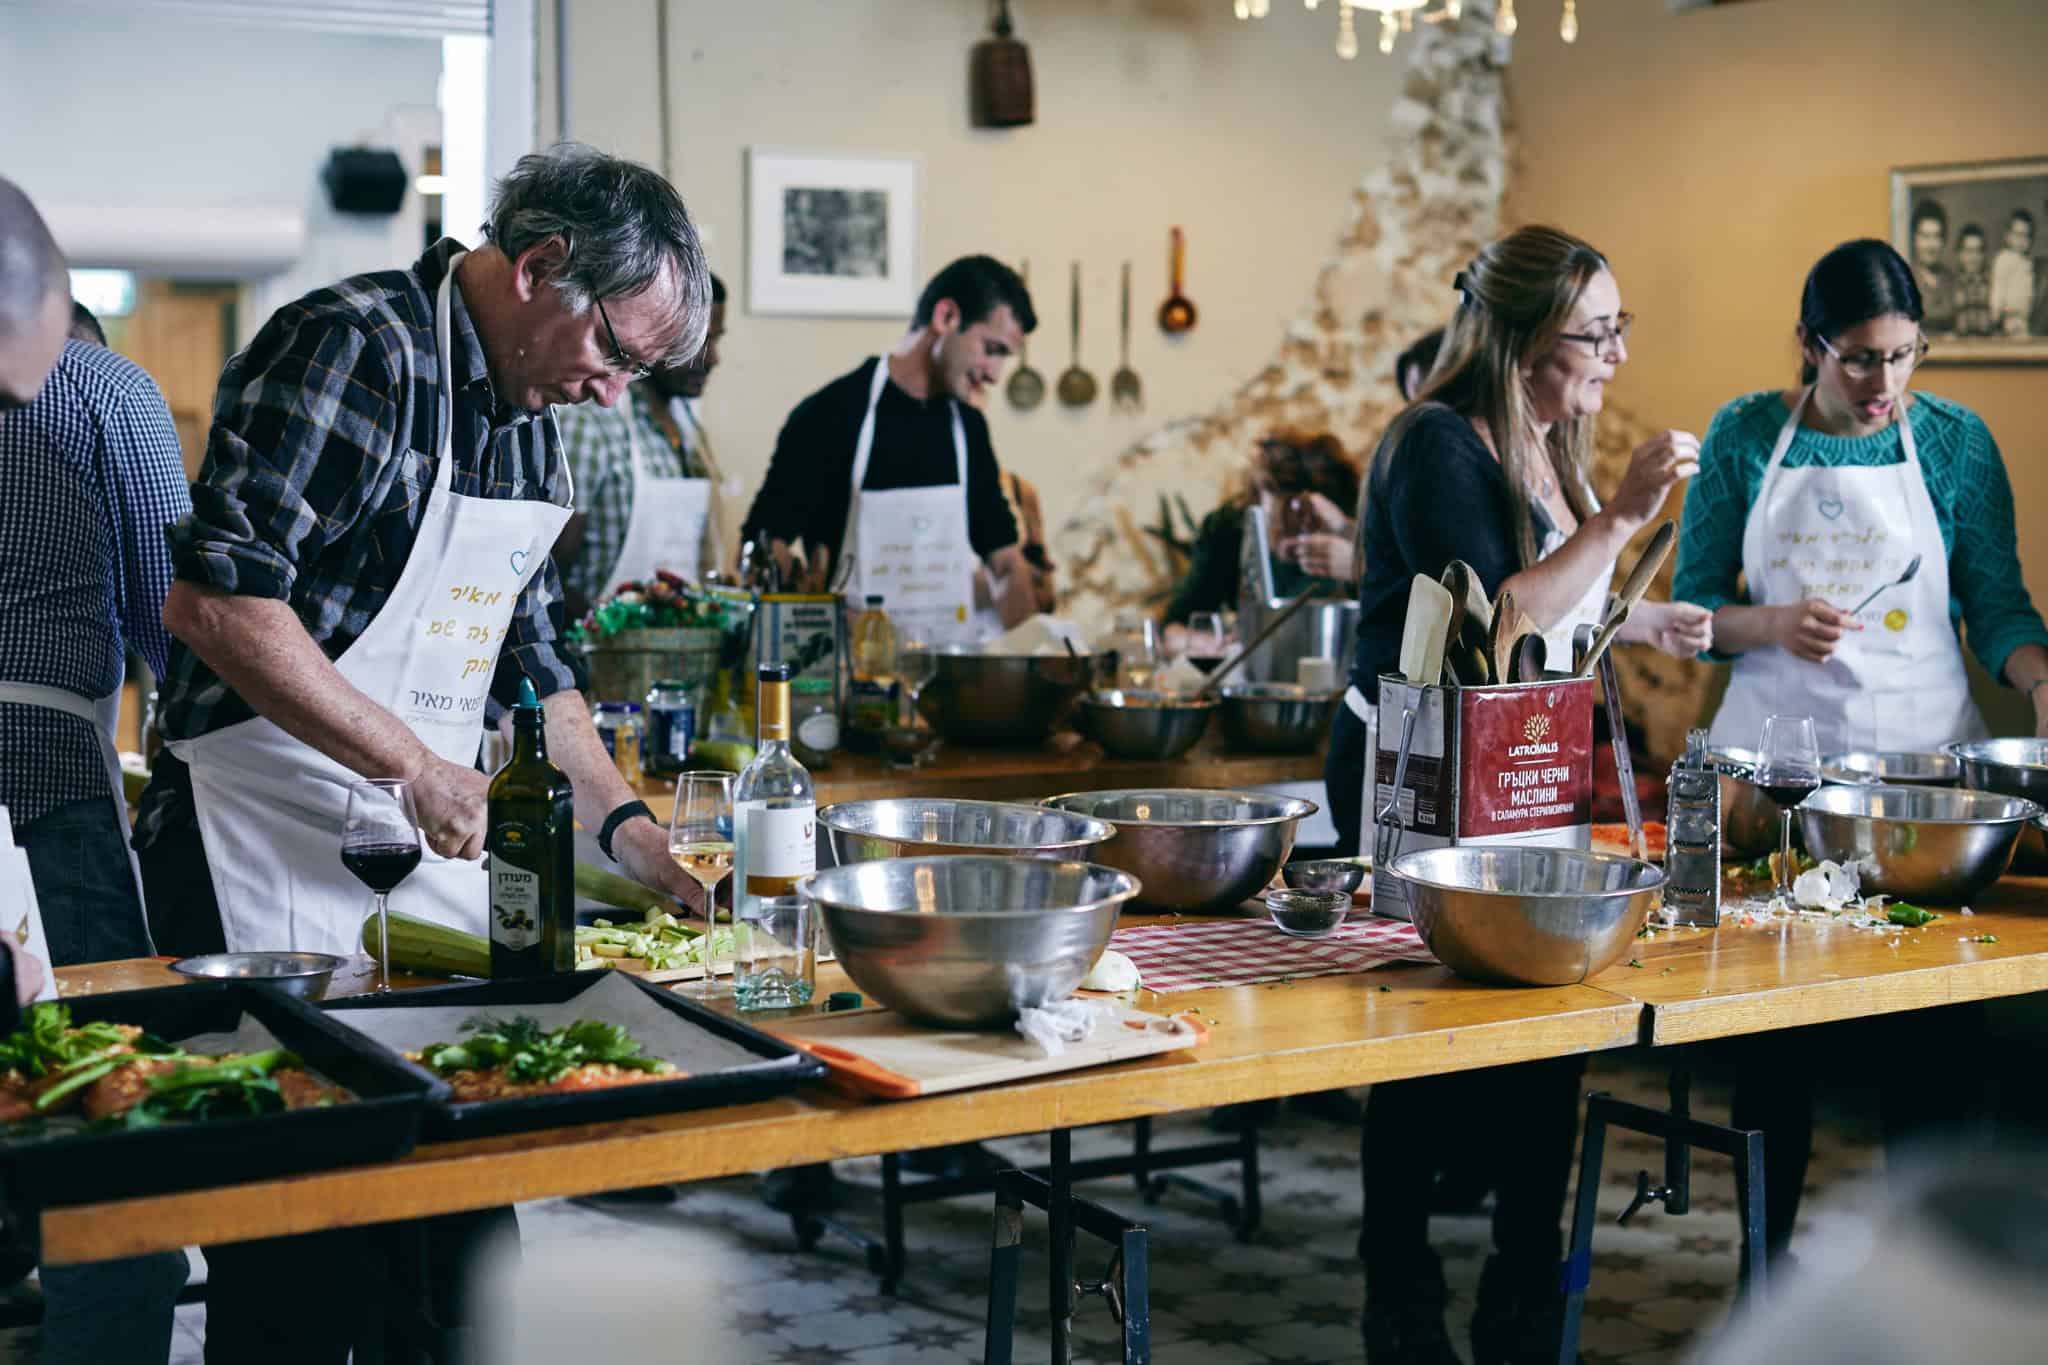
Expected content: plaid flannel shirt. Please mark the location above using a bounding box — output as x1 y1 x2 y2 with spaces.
136 239 580 848
553 384 708 604
0 340 190 825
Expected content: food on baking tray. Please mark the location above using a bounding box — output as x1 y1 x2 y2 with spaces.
407 1014 679 1102
1589 821 1667 861
0 1003 348 1130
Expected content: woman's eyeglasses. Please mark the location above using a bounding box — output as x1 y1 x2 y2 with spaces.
1556 312 1634 358
1816 333 1929 381
595 297 655 380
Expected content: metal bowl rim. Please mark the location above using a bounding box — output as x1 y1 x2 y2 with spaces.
1080 690 1218 712
1800 782 2041 825
169 951 347 980
1945 738 2048 773
816 799 1117 847
1217 683 1344 702
797 855 1142 920
1386 845 1666 896
1042 787 1319 828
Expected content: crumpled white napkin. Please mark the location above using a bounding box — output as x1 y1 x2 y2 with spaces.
1015 998 1113 1057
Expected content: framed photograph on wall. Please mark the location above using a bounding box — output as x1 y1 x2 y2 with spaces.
1890 156 2048 363
746 148 919 317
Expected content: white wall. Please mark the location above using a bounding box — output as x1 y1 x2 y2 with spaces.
0 6 444 342
544 0 1405 546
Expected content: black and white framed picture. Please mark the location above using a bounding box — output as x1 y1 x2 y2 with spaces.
1890 156 2048 363
746 148 918 317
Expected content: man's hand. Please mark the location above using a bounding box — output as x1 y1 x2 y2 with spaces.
1776 599 1862 664
611 817 703 912
410 756 489 859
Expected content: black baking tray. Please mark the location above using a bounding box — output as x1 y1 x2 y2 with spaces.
0 981 444 1213
321 971 828 1139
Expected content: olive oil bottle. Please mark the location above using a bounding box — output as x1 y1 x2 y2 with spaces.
487 678 575 976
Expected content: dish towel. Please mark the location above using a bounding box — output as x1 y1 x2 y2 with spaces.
1107 917 1437 993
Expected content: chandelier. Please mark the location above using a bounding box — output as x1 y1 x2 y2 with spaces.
1233 0 1579 58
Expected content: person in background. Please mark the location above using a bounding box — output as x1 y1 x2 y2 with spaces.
1674 237 2048 1268
1951 224 1994 337
68 300 107 347
1395 325 1446 403
0 173 192 1365
1907 200 1954 334
1331 226 1709 1365
554 271 732 619
1161 429 1360 654
741 256 1045 642
1989 208 2034 335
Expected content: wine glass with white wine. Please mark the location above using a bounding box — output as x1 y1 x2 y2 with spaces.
669 770 735 997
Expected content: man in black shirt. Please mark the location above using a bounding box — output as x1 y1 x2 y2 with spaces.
742 256 1045 640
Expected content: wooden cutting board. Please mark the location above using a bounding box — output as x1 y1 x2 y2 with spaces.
761 999 1207 1100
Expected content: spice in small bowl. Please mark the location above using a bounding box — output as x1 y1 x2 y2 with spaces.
1264 888 1351 939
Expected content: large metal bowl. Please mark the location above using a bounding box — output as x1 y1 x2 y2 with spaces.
170 951 345 1001
1707 746 1781 858
1387 845 1665 987
1041 788 1317 912
917 649 1107 745
1797 782 2042 903
1820 750 1961 787
797 856 1138 1027
818 798 1115 864
1216 683 1342 754
1076 689 1216 761
1948 738 2048 874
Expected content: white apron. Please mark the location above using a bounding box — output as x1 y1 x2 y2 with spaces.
169 255 574 956
0 678 150 943
1708 387 1982 756
596 394 711 596
839 355 985 647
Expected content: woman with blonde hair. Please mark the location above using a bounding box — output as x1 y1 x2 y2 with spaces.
1330 225 1710 1364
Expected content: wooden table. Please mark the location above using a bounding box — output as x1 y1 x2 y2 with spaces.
632 731 1327 807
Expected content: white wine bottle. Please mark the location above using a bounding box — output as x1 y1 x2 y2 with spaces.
733 663 816 922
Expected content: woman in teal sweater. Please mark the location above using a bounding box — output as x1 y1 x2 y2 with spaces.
1675 238 2048 754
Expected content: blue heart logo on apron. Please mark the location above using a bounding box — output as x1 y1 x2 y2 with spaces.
1817 496 1845 521
510 548 529 577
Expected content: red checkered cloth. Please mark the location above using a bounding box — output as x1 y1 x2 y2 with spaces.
1108 916 1438 993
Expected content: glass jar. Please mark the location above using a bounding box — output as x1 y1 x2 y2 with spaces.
790 676 838 770
642 679 696 779
592 701 644 785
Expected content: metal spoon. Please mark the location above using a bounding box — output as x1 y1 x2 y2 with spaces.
1005 260 1045 410
1111 262 1142 410
1845 553 1923 616
1056 261 1097 407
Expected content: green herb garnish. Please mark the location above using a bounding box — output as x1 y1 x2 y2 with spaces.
1887 903 1940 927
417 1015 669 1085
114 1051 306 1129
0 1002 171 1079
1975 934 1999 944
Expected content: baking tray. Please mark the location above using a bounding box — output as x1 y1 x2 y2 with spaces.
321 972 828 1139
0 981 442 1213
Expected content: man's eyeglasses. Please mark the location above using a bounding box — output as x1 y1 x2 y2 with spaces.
1556 312 1634 358
594 297 655 380
1816 333 1929 381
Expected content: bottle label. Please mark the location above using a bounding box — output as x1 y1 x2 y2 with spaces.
741 802 816 897
490 855 542 949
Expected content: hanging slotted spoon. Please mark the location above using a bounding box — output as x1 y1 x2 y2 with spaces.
1111 261 1142 410
1056 261 1097 407
1005 259 1045 410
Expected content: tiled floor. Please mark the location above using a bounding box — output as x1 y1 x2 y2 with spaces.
0 1052 1883 1363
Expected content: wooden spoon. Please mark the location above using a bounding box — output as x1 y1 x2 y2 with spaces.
1574 519 1677 679
1056 261 1097 407
1005 260 1045 410
1439 559 1494 684
1510 633 1548 684
1158 227 1197 334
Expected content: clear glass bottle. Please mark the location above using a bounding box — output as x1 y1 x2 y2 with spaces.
789 675 838 770
641 679 696 779
846 594 898 750
733 663 817 928
1664 727 1722 926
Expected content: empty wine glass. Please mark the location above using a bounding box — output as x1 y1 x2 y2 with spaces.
896 635 936 715
341 778 421 993
669 770 735 997
1753 714 1821 903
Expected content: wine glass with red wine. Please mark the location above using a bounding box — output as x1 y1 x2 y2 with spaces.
1185 612 1228 674
342 777 422 992
1753 714 1820 903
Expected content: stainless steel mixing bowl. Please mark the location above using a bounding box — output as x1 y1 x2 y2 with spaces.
1280 859 1367 895
797 856 1138 1027
818 798 1115 864
1076 689 1216 761
1820 750 1961 787
1386 845 1665 987
1948 738 2048 874
1041 788 1317 912
169 951 345 1000
1707 746 1781 858
917 649 1107 745
1797 782 2043 903
1215 683 1342 754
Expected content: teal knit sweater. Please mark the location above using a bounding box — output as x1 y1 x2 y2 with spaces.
1672 389 2048 677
